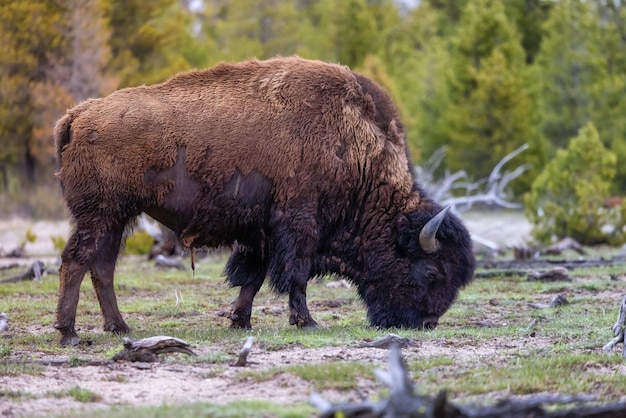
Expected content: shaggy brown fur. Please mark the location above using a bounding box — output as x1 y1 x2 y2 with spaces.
54 56 475 346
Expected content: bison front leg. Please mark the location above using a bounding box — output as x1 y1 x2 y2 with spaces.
225 246 268 329
287 259 318 328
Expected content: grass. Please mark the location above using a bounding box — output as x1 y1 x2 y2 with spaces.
1 250 626 417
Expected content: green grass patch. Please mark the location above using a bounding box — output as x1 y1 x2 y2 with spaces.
239 360 374 390
51 386 102 403
64 400 315 418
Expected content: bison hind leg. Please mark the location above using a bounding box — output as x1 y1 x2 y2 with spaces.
267 211 319 329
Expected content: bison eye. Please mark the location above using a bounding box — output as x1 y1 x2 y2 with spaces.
426 267 439 282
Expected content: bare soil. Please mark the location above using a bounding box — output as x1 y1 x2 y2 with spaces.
0 212 558 417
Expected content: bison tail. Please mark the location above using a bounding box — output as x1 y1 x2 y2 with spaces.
53 112 73 170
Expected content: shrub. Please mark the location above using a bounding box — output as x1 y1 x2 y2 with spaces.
524 122 626 245
124 230 154 255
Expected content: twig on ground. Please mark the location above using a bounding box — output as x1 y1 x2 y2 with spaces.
527 267 571 282
0 261 45 283
543 237 587 256
231 336 254 367
312 345 626 418
603 295 626 356
528 294 569 309
154 254 186 270
0 312 8 331
112 336 196 363
358 333 417 349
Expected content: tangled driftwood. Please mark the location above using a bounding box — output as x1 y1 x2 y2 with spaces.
311 345 626 418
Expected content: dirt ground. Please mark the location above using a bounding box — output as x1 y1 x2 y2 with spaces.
0 212 537 417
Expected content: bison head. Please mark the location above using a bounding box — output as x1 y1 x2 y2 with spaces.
361 205 475 329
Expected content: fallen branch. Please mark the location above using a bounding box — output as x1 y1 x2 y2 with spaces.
475 255 626 279
0 260 45 283
112 336 196 363
527 267 571 282
312 345 626 418
358 333 416 349
528 294 569 309
231 336 254 367
603 295 626 356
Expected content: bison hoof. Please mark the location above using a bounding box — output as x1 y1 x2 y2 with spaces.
60 334 80 347
289 314 318 329
105 322 131 334
229 311 252 329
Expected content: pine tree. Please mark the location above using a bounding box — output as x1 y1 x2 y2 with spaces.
440 0 547 195
0 0 65 188
587 2 626 194
534 0 603 150
525 122 625 245
106 0 198 87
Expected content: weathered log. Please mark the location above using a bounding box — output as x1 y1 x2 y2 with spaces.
0 261 45 283
543 237 586 256
475 256 626 279
112 336 196 362
311 345 626 418
528 293 569 309
603 295 626 357
358 333 417 349
231 336 254 367
527 267 572 282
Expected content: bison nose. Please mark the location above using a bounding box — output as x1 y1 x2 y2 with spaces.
422 316 439 330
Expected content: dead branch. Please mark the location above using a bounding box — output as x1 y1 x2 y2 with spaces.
0 243 26 258
154 254 186 270
0 260 45 283
528 294 569 309
603 295 626 356
358 333 416 349
528 267 572 282
417 144 529 213
544 237 587 256
312 345 626 418
474 255 626 279
0 312 7 332
112 336 196 363
231 336 254 367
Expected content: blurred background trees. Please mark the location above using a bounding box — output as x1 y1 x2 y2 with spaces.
1 0 625 243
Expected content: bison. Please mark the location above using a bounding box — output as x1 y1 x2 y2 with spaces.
53 56 475 346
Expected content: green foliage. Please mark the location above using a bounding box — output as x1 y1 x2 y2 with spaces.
5 0 626 215
50 235 66 254
124 230 154 255
534 0 603 150
61 386 101 403
436 0 548 194
525 122 626 245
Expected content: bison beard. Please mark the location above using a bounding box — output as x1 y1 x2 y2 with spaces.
53 56 475 346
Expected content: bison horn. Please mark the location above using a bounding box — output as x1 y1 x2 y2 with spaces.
419 206 451 253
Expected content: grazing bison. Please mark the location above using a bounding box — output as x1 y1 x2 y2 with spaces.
54 56 475 346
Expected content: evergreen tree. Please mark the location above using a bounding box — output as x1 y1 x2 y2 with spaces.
525 122 625 245
388 2 451 162
0 0 65 188
534 0 603 150
588 2 626 194
441 0 546 194
504 0 553 64
106 0 198 87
